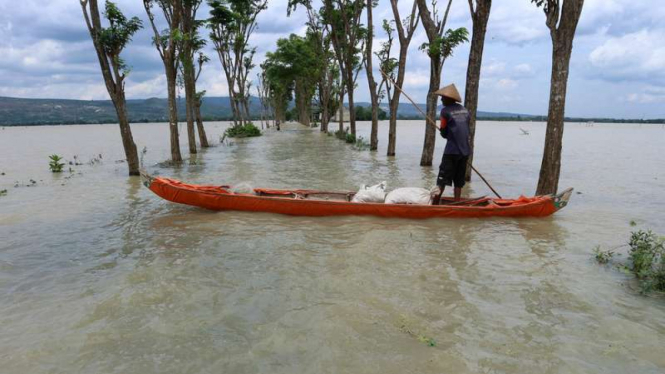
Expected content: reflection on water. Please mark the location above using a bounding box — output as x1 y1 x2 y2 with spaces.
0 121 664 373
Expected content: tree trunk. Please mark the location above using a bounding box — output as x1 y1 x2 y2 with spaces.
114 93 140 175
416 0 449 166
536 0 584 195
194 99 209 147
338 88 345 133
387 99 398 156
320 81 329 133
387 42 411 156
366 0 379 150
346 78 356 137
295 80 311 126
536 39 573 195
420 58 441 166
184 70 197 154
81 0 140 176
464 0 491 181
344 61 357 136
166 63 182 162
226 83 239 126
242 98 251 124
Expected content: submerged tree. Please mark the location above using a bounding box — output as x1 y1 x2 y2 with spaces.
180 0 209 151
193 52 211 147
80 0 142 175
208 0 267 127
322 0 366 138
256 71 271 129
364 0 379 150
464 0 492 181
416 0 468 166
287 0 338 132
263 34 321 127
379 0 419 156
533 0 585 195
143 0 183 162
261 59 293 127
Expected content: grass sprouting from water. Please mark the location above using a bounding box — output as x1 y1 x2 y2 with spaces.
594 230 665 294
49 155 65 173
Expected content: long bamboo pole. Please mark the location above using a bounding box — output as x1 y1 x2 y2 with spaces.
378 67 503 199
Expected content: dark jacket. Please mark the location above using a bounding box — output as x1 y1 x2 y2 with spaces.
440 103 471 156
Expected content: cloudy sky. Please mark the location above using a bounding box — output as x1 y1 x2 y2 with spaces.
0 0 663 119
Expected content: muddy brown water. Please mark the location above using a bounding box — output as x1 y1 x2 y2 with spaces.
1 120 664 373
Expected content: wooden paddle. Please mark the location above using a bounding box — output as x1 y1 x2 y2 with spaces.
378 67 503 199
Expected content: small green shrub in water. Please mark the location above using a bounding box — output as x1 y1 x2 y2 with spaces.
593 245 615 264
354 136 370 150
628 230 665 293
224 123 262 138
0 189 7 196
49 155 65 173
595 230 665 294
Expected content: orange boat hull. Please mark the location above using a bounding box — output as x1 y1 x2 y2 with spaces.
143 176 572 219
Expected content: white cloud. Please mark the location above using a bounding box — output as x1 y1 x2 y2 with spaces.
589 29 665 82
403 71 430 88
487 0 548 45
627 86 665 104
513 63 535 77
483 60 506 77
0 0 663 119
496 78 518 90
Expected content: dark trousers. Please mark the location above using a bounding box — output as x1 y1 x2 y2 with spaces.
437 154 468 188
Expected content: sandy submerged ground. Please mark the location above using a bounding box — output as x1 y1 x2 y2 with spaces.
0 120 664 373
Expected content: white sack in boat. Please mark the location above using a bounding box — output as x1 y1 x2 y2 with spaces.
231 182 255 194
351 181 387 203
384 187 431 205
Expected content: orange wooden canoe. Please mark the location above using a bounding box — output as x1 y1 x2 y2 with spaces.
141 173 573 219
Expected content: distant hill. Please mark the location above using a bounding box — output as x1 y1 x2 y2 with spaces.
352 102 537 120
0 96 264 126
0 96 661 126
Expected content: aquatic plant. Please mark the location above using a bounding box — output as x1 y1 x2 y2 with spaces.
354 136 370 150
224 123 262 138
0 189 7 196
593 245 615 264
345 133 355 144
49 155 65 173
594 230 665 294
628 230 665 293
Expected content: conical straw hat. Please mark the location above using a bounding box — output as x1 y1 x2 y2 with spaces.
434 84 462 102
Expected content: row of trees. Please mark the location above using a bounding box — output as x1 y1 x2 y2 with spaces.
262 0 584 195
82 0 584 195
81 0 267 175
261 1 470 162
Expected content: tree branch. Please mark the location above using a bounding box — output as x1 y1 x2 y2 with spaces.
439 0 453 36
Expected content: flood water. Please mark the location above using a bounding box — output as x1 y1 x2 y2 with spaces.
1 120 664 373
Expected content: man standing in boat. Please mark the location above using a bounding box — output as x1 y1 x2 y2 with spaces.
431 84 470 204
